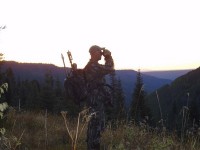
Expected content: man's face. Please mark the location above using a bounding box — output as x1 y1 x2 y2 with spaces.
91 50 102 61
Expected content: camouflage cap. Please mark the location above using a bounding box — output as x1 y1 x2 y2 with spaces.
89 45 105 54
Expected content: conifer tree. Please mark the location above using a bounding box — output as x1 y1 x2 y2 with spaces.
40 70 56 112
54 77 66 113
115 78 126 121
105 72 116 121
19 80 31 109
130 69 149 123
55 77 63 97
106 72 126 122
4 67 16 105
26 80 41 109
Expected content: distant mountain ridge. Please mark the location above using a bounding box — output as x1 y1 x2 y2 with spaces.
143 69 193 80
114 70 172 104
1 61 66 83
2 61 173 104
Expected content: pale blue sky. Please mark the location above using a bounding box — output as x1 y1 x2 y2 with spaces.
0 0 200 70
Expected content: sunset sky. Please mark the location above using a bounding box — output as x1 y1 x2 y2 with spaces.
0 0 199 71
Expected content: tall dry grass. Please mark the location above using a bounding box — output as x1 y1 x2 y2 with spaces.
5 108 87 150
3 108 200 150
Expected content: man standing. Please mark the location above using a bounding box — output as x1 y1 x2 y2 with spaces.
64 45 114 149
84 45 114 150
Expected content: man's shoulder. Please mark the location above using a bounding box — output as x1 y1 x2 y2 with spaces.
84 61 100 70
73 69 85 75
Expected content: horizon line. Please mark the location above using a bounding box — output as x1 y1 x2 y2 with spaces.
3 59 197 72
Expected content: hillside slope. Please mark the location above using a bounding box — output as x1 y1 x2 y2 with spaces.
115 70 171 104
147 66 200 127
2 61 172 104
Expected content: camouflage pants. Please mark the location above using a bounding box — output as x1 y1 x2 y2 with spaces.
87 108 105 150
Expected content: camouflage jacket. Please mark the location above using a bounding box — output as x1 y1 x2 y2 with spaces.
64 55 114 106
83 55 114 107
84 55 114 85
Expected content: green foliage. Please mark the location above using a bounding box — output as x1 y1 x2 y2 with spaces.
0 83 9 149
150 136 174 150
0 102 8 118
0 83 8 120
0 83 8 98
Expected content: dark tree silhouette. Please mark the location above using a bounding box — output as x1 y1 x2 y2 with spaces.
130 69 149 123
106 72 126 124
40 70 56 112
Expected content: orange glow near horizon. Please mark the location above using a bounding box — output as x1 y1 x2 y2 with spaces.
1 0 200 71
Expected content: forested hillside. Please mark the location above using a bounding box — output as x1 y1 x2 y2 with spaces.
147 66 200 130
2 61 172 104
1 60 200 149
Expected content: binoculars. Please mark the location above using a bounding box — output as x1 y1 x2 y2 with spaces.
100 48 108 55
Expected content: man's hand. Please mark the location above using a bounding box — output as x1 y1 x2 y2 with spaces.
102 49 111 57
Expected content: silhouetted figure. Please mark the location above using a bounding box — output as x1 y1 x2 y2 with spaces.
64 45 114 150
84 45 114 150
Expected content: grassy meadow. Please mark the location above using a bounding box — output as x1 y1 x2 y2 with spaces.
1 107 200 150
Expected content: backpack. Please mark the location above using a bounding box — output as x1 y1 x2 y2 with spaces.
64 69 88 105
64 68 114 106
